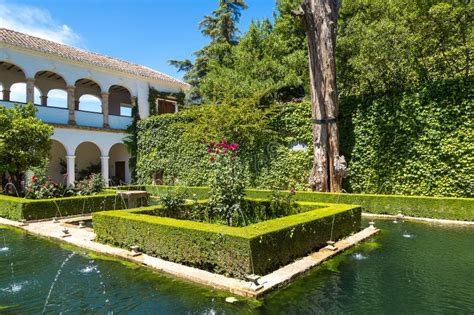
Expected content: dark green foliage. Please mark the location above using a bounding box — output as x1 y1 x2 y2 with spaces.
24 173 105 199
74 173 105 196
0 192 122 221
0 103 53 176
77 163 101 181
340 78 473 197
24 175 74 199
245 190 474 222
170 0 248 101
150 0 472 198
93 201 361 276
158 189 187 212
137 78 472 197
135 100 312 189
148 198 317 227
120 185 474 221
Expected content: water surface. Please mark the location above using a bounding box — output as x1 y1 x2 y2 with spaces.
0 219 473 313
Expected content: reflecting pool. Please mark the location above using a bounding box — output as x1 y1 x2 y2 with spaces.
0 219 473 313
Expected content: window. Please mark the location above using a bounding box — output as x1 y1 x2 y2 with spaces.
156 98 177 115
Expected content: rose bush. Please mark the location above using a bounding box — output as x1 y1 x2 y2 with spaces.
207 140 245 226
24 173 104 199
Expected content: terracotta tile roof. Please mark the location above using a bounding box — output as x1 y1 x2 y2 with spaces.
0 28 189 88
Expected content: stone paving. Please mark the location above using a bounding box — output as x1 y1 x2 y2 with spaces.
0 216 379 298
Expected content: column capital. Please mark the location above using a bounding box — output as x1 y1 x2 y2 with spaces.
100 155 110 160
26 77 35 83
67 85 76 91
65 155 76 159
101 91 110 97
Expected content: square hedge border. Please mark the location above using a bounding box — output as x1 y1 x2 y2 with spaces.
0 191 124 221
92 200 361 276
119 185 474 221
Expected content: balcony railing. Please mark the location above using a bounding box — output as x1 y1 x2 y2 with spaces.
0 101 132 130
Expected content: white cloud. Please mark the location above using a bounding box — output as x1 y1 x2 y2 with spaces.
0 1 81 46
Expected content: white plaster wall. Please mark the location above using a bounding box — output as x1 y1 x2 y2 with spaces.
0 46 185 119
51 127 126 157
51 127 132 183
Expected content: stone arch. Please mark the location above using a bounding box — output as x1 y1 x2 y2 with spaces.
108 142 130 184
9 82 41 104
47 140 68 184
78 94 102 113
75 78 102 113
47 89 68 108
109 85 132 116
34 70 67 107
0 61 26 101
75 141 102 180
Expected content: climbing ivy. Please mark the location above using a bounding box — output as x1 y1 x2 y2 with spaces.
340 77 473 197
136 78 472 197
135 101 313 189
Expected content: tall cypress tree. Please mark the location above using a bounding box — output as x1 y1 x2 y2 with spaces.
169 0 248 102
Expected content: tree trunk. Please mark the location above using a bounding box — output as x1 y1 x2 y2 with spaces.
297 0 343 192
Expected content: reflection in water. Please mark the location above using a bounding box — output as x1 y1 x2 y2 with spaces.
0 219 473 313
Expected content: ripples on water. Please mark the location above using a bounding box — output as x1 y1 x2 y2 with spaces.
0 219 473 313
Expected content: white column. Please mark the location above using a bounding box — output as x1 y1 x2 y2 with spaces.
66 155 75 186
101 155 109 187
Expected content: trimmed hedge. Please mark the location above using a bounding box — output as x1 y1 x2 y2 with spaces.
93 200 361 276
118 185 474 221
0 193 124 221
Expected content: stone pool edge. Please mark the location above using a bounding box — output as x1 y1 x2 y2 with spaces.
0 216 378 298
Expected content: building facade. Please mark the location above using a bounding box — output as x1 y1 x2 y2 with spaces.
0 28 188 186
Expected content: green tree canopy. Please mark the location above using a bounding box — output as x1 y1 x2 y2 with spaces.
0 103 53 176
170 0 248 101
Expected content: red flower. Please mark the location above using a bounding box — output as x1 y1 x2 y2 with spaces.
208 148 213 154
210 156 215 161
215 150 220 154
31 175 37 182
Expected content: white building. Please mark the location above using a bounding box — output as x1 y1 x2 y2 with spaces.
0 28 188 186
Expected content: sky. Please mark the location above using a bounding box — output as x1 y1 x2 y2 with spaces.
0 0 277 80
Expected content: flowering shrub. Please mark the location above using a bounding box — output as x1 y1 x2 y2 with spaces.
24 175 74 199
24 173 104 199
74 173 104 196
207 140 245 226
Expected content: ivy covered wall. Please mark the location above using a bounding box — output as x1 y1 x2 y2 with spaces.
340 78 473 197
135 78 472 197
135 90 313 189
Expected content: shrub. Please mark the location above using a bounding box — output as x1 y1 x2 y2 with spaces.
207 140 245 226
0 192 122 221
75 173 104 196
93 201 361 276
24 175 74 199
118 185 474 221
23 173 104 200
158 189 187 212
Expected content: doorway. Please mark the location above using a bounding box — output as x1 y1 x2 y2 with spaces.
115 161 125 183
